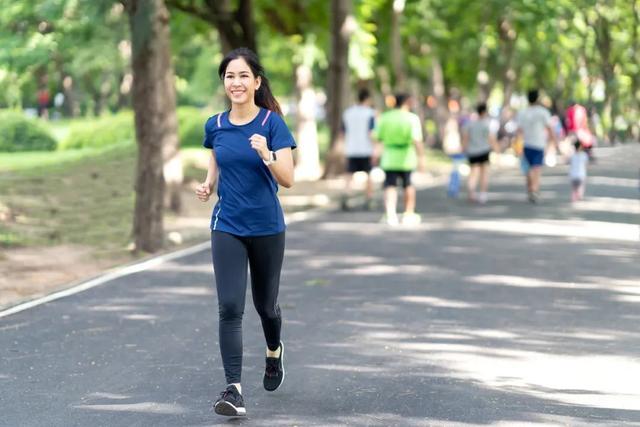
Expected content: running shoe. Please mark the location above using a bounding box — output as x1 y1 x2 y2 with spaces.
214 384 246 417
263 341 285 391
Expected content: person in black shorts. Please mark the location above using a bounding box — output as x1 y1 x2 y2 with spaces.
341 89 376 210
462 103 498 203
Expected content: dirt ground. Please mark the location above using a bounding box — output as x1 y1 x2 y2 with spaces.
0 177 350 310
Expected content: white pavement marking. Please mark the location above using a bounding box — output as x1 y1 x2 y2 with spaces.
0 202 340 319
0 241 209 319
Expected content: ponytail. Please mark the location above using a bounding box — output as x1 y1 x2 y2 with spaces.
255 75 282 115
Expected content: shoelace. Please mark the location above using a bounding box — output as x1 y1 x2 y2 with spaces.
219 388 234 400
265 358 279 377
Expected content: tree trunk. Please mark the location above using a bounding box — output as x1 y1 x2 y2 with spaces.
166 0 256 55
630 0 640 140
294 64 321 181
123 0 179 252
498 16 517 109
116 72 133 111
430 53 448 146
323 0 352 178
476 42 492 102
390 0 406 91
593 12 619 144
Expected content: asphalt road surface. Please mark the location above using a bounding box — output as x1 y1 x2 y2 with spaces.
1 144 638 426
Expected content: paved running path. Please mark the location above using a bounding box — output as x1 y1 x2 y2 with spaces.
1 145 638 426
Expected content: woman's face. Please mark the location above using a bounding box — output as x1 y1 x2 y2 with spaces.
223 58 261 107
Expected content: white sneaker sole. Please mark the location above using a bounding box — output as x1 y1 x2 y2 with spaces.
214 401 246 417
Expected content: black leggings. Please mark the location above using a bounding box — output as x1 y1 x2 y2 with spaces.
211 230 285 384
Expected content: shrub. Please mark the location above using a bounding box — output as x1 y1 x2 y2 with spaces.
60 112 135 150
0 112 57 152
59 108 213 150
178 106 210 148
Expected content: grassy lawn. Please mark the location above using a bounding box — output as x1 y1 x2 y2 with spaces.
1 141 450 250
0 143 136 250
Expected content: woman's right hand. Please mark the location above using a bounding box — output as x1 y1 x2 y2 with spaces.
195 181 212 202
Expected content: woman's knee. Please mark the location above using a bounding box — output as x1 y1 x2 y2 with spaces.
218 300 244 320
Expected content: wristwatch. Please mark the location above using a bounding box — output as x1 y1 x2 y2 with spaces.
263 150 277 166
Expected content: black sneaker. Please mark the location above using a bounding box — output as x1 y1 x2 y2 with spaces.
263 341 285 391
214 384 246 417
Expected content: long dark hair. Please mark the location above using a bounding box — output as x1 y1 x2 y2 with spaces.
218 47 282 115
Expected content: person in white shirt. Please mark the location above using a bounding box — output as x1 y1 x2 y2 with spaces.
569 140 589 202
340 88 376 210
516 89 557 203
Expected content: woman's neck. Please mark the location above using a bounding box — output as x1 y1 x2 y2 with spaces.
229 103 260 124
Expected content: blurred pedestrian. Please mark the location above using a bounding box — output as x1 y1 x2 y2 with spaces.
373 93 426 225
37 89 50 119
195 47 295 417
516 89 557 203
462 103 498 203
442 114 464 198
569 140 589 202
340 88 376 210
565 100 595 161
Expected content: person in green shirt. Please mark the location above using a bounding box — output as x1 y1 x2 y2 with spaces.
373 94 426 226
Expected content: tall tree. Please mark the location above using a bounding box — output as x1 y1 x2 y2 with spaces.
323 0 353 177
122 0 179 252
166 0 257 54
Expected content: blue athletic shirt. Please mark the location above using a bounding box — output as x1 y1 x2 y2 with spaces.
203 108 296 236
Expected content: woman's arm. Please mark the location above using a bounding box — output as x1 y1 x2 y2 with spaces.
195 150 218 201
267 147 294 188
249 134 295 188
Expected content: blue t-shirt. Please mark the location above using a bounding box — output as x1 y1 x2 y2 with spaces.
203 108 296 236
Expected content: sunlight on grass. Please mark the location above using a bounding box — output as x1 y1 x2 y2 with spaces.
0 143 136 248
0 141 133 173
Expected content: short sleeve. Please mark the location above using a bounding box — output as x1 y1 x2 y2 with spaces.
544 109 552 126
411 114 423 142
202 115 217 149
268 113 297 151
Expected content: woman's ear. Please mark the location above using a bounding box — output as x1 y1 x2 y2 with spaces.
255 75 262 91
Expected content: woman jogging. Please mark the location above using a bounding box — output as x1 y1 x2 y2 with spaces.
195 47 296 417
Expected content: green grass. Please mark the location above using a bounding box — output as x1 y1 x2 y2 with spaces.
0 143 136 248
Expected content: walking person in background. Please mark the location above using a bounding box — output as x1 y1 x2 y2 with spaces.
340 88 376 211
565 100 595 160
462 103 499 204
195 47 296 417
516 89 557 203
442 114 464 198
373 93 426 226
569 140 589 202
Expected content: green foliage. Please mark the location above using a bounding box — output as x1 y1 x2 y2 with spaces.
0 0 130 112
177 106 210 147
0 111 57 152
58 108 211 150
60 112 135 150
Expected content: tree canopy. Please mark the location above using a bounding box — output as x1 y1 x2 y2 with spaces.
1 0 637 142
